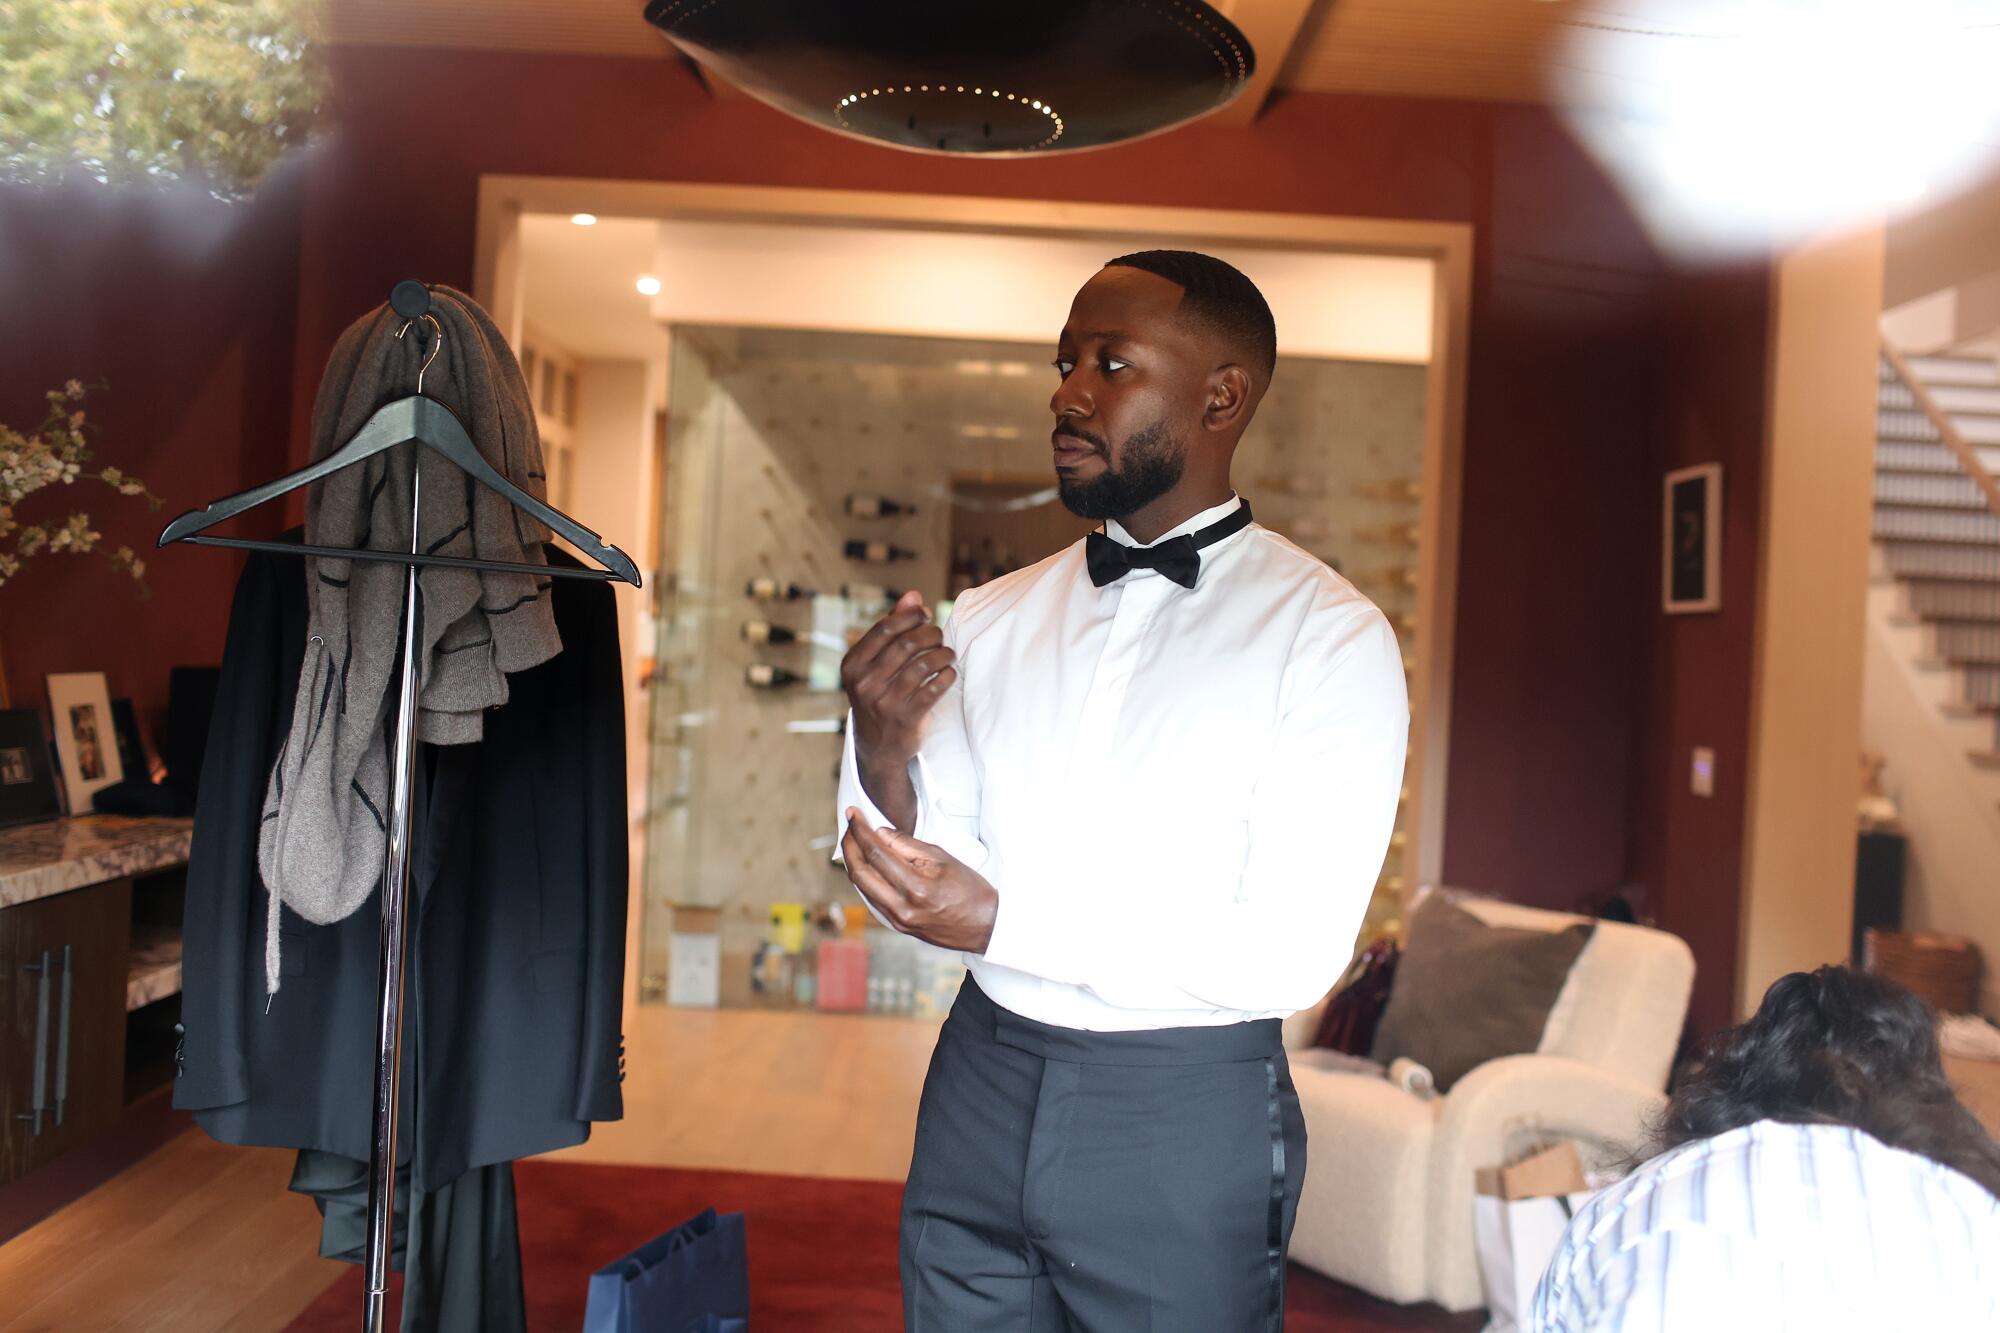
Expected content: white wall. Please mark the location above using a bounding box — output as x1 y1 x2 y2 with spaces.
1882 289 1959 354
571 356 664 822
1737 225 1885 1015
1863 576 2000 1018
649 220 1434 364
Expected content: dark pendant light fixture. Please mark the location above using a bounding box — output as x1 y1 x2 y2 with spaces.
642 0 1255 156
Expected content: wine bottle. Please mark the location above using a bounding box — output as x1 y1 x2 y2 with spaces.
1255 475 1329 498
840 582 904 606
844 493 916 519
746 577 814 602
745 663 805 690
740 620 799 646
844 539 917 563
1352 478 1421 501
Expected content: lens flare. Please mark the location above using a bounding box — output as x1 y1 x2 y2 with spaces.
1556 0 2000 259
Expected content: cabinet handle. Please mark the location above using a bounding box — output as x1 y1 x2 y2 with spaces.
14 949 50 1136
54 944 73 1128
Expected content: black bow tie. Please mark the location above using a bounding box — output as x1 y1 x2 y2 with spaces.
1085 502 1254 589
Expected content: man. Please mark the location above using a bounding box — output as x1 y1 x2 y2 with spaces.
1531 967 2000 1332
835 251 1409 1330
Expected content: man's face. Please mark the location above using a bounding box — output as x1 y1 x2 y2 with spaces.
1050 267 1211 522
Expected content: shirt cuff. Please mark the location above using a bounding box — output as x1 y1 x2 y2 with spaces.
980 871 1093 986
834 716 891 849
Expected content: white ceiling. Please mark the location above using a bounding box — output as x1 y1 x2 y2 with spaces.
518 213 667 361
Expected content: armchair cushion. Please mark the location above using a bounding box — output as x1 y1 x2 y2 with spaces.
1370 893 1595 1092
1290 1063 1439 1303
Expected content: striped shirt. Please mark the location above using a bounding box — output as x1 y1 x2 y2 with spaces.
1531 1119 2000 1332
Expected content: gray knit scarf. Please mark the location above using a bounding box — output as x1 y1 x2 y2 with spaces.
257 286 560 994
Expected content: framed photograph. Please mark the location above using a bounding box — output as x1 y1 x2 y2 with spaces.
47 671 124 814
111 697 149 781
0 708 61 827
1663 463 1723 614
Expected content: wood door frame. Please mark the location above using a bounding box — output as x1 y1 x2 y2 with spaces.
474 177 1471 936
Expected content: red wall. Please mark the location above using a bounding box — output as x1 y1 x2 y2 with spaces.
291 51 1767 1015
0 168 305 750
289 48 1703 889
1632 263 1773 1035
7 44 1771 1025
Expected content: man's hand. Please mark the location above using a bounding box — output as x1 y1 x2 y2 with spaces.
841 590 956 829
842 809 996 954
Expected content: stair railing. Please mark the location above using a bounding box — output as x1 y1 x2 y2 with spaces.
1880 335 2000 518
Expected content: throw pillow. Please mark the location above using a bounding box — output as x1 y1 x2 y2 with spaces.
1369 894 1595 1093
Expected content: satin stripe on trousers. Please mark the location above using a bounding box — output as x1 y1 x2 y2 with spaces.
901 979 1307 1332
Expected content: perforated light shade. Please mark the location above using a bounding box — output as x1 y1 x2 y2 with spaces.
642 0 1256 156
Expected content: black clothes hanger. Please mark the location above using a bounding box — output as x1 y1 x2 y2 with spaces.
163 281 639 1333
157 281 642 588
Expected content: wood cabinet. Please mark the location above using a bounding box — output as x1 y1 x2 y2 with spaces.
0 878 132 1185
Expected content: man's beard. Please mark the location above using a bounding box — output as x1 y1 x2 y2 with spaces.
1056 419 1187 521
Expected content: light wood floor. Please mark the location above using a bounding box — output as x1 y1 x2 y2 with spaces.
10 1010 1995 1332
0 1006 939 1332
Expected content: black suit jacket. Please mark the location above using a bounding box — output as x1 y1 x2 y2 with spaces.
175 542 627 1189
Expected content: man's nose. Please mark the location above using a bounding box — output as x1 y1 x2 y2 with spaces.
1050 375 1090 419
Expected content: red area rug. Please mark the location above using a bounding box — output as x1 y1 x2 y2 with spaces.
287 1159 1478 1331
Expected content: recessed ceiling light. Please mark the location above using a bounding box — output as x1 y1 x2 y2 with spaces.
570 212 598 226
636 275 663 296
954 359 993 376
995 361 1032 377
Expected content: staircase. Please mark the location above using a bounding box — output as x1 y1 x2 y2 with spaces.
1874 350 2000 765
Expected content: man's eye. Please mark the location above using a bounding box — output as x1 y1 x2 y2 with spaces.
1053 359 1075 377
1103 357 1129 373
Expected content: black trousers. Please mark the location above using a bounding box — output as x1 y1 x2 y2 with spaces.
901 979 1307 1332
289 1151 527 1333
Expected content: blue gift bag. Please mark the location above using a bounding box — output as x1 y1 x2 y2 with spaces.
582 1207 750 1333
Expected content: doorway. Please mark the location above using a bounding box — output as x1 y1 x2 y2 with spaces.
484 181 1471 1032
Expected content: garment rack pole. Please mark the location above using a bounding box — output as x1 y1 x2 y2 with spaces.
158 280 643 1331
362 465 425 1333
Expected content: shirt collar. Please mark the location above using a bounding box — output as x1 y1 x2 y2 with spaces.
1103 494 1246 550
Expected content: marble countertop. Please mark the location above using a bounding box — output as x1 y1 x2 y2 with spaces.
0 815 194 909
127 925 184 1011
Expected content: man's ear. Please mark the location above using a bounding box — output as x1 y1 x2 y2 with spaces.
1203 365 1255 433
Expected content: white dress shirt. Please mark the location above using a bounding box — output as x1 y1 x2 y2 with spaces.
1530 1119 2000 1332
836 495 1409 1032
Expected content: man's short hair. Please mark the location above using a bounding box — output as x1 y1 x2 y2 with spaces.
1104 249 1277 379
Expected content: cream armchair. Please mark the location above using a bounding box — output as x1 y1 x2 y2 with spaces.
1283 898 1696 1313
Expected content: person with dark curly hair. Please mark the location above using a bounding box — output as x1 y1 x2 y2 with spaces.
1531 966 2000 1331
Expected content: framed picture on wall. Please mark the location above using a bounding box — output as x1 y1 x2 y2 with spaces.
47 671 124 814
1663 463 1723 614
0 709 61 827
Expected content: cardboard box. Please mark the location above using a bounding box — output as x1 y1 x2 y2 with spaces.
817 938 868 1012
667 905 723 1008
1473 1141 1594 1333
